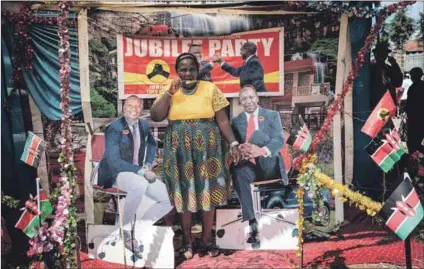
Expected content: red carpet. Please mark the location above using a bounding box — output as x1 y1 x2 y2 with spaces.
178 228 424 268
74 217 424 269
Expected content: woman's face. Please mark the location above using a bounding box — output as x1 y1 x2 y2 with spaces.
177 58 199 88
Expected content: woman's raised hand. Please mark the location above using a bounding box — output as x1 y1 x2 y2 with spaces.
168 78 181 95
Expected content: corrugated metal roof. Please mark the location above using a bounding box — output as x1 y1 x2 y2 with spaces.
404 40 423 52
284 58 315 73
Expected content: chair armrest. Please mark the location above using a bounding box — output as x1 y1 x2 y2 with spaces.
251 179 281 186
92 185 127 195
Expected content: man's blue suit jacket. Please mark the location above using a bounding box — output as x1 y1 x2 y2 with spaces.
231 107 288 184
97 117 157 188
221 55 266 92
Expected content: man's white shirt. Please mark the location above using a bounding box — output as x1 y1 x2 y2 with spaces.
244 107 271 157
401 78 412 100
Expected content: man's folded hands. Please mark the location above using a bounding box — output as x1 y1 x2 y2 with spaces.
239 143 268 159
137 166 157 183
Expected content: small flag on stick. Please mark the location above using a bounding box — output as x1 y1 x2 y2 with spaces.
20 132 46 168
287 115 312 153
380 173 424 240
15 188 53 238
365 129 405 173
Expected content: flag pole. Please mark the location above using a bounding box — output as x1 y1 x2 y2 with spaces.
300 243 304 269
36 178 41 226
405 235 412 269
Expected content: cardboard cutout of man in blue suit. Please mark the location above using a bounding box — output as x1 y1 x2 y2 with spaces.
231 85 287 244
97 95 172 258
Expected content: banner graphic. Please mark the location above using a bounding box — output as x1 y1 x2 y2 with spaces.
117 28 284 98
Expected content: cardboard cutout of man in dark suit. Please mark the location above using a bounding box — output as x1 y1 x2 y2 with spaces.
231 85 287 244
217 41 267 92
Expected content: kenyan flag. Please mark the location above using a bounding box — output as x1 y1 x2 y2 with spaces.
365 129 405 173
20 131 46 168
15 189 53 238
287 115 312 153
384 129 405 162
380 173 424 240
361 90 396 138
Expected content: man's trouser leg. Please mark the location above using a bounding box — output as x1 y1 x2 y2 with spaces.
232 156 282 222
232 163 256 222
141 179 173 224
116 172 149 227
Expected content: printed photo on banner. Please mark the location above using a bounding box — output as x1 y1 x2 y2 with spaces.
117 28 284 98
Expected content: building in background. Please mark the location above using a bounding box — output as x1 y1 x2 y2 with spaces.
270 57 331 130
404 40 424 73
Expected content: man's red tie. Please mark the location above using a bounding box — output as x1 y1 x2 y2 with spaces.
246 114 256 164
246 114 255 143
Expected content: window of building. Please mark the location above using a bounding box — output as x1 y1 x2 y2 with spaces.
285 73 293 92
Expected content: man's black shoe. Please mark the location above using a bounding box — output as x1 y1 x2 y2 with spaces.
247 230 260 244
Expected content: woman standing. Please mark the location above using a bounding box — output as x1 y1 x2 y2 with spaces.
151 53 241 259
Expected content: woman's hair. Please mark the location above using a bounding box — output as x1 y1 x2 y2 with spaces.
175 52 199 72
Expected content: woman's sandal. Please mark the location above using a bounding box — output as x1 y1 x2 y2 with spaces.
181 244 193 260
200 243 220 257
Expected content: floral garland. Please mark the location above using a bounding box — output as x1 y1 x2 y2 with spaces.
306 2 378 18
295 154 316 258
27 2 78 268
296 186 305 258
295 156 383 257
53 1 78 267
1 193 20 209
297 158 325 223
2 4 60 25
3 3 36 91
2 3 75 93
286 1 416 18
27 223 54 258
2 3 59 91
313 170 382 215
299 158 383 216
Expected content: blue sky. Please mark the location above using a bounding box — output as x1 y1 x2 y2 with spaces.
407 2 423 21
382 1 422 37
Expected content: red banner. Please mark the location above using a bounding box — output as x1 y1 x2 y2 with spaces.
117 28 284 98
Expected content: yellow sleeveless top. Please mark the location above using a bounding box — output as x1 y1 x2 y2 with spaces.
156 81 229 120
